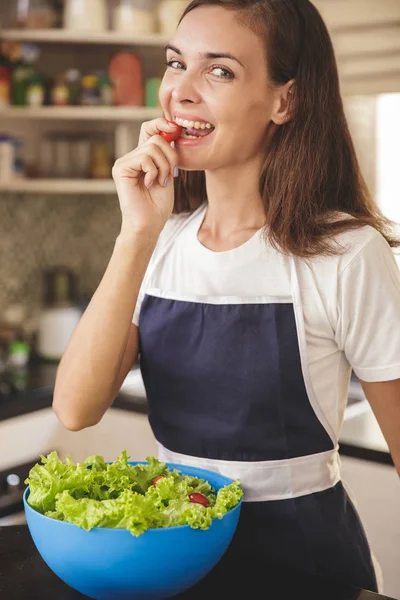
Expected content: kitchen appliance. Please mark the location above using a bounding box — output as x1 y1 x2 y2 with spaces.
0 457 45 525
37 267 82 362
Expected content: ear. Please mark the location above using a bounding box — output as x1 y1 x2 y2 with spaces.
271 79 296 126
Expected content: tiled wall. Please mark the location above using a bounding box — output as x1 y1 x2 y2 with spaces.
0 192 121 322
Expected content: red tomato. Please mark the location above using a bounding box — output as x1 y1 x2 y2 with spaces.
160 123 183 142
153 475 166 487
189 493 209 507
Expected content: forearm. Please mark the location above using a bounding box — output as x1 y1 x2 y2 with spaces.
53 230 158 430
360 379 400 477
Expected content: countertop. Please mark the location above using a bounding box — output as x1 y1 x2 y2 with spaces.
0 525 397 600
0 360 393 467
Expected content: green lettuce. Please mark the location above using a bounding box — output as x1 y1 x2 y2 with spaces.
24 451 242 536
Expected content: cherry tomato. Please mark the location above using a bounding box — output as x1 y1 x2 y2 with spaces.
160 123 183 143
189 492 209 507
153 475 166 487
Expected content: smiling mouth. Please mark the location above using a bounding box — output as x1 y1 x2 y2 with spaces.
174 116 215 139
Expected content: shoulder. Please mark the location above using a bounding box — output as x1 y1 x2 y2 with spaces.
304 218 394 276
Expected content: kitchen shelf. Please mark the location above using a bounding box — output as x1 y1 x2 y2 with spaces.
0 179 116 194
0 29 169 47
0 106 163 121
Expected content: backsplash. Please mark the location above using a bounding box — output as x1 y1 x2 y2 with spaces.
0 192 121 323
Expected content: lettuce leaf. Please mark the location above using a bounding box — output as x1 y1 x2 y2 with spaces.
24 451 243 536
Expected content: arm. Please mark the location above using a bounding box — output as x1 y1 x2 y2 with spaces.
53 118 179 432
360 379 400 477
53 233 156 431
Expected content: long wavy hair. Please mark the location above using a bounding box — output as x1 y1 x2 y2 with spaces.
172 0 399 257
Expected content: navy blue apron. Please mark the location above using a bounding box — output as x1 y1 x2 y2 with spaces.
137 215 378 593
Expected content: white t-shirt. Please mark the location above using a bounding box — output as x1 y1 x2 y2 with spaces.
133 203 400 442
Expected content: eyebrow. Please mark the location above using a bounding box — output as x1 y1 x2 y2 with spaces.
165 44 245 68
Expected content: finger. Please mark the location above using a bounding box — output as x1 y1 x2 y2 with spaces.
140 157 159 189
144 135 178 178
139 118 179 145
144 143 174 187
113 153 159 189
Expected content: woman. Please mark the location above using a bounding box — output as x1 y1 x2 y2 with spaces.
53 0 400 594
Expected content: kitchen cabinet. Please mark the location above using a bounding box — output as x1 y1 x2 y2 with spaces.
0 407 158 471
340 455 400 599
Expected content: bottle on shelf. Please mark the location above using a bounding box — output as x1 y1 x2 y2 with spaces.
0 65 11 107
65 68 81 106
25 73 45 107
51 74 69 106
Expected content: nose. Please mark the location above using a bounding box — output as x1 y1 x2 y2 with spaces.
171 71 201 105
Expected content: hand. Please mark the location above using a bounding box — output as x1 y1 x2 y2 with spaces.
112 119 180 236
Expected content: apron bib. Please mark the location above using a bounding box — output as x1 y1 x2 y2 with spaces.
137 212 378 592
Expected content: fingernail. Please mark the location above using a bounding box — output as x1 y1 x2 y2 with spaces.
164 177 169 187
174 167 179 177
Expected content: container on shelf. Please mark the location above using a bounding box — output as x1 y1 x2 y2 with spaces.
70 137 91 178
0 66 11 107
38 135 53 177
157 0 190 36
80 75 101 106
111 0 157 35
11 0 56 29
11 60 35 106
25 74 45 107
145 77 161 108
0 134 16 182
65 68 81 106
51 75 69 106
109 52 144 106
91 137 112 179
53 135 72 178
63 0 108 32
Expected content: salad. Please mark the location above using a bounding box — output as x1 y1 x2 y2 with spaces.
24 451 243 537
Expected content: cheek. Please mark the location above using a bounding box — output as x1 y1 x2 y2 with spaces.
159 77 171 112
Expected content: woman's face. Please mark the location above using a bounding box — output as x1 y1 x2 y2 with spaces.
159 5 276 172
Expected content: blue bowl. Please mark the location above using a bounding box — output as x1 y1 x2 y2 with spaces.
23 462 242 600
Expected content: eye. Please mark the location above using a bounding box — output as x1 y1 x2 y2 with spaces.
210 66 234 80
165 60 185 71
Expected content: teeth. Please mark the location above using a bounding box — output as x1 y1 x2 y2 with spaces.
181 130 201 139
175 117 214 130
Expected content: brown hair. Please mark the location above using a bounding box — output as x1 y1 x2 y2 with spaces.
172 0 399 257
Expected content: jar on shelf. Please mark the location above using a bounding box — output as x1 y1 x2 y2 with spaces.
80 74 101 106
63 0 108 32
91 137 112 179
12 0 56 29
25 73 45 107
111 0 157 35
51 75 69 106
157 0 190 36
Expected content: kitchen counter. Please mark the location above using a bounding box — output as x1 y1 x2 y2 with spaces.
0 525 396 600
0 360 393 466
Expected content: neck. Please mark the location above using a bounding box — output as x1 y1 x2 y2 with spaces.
202 160 266 239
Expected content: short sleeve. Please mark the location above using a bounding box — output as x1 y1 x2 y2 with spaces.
336 232 400 382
